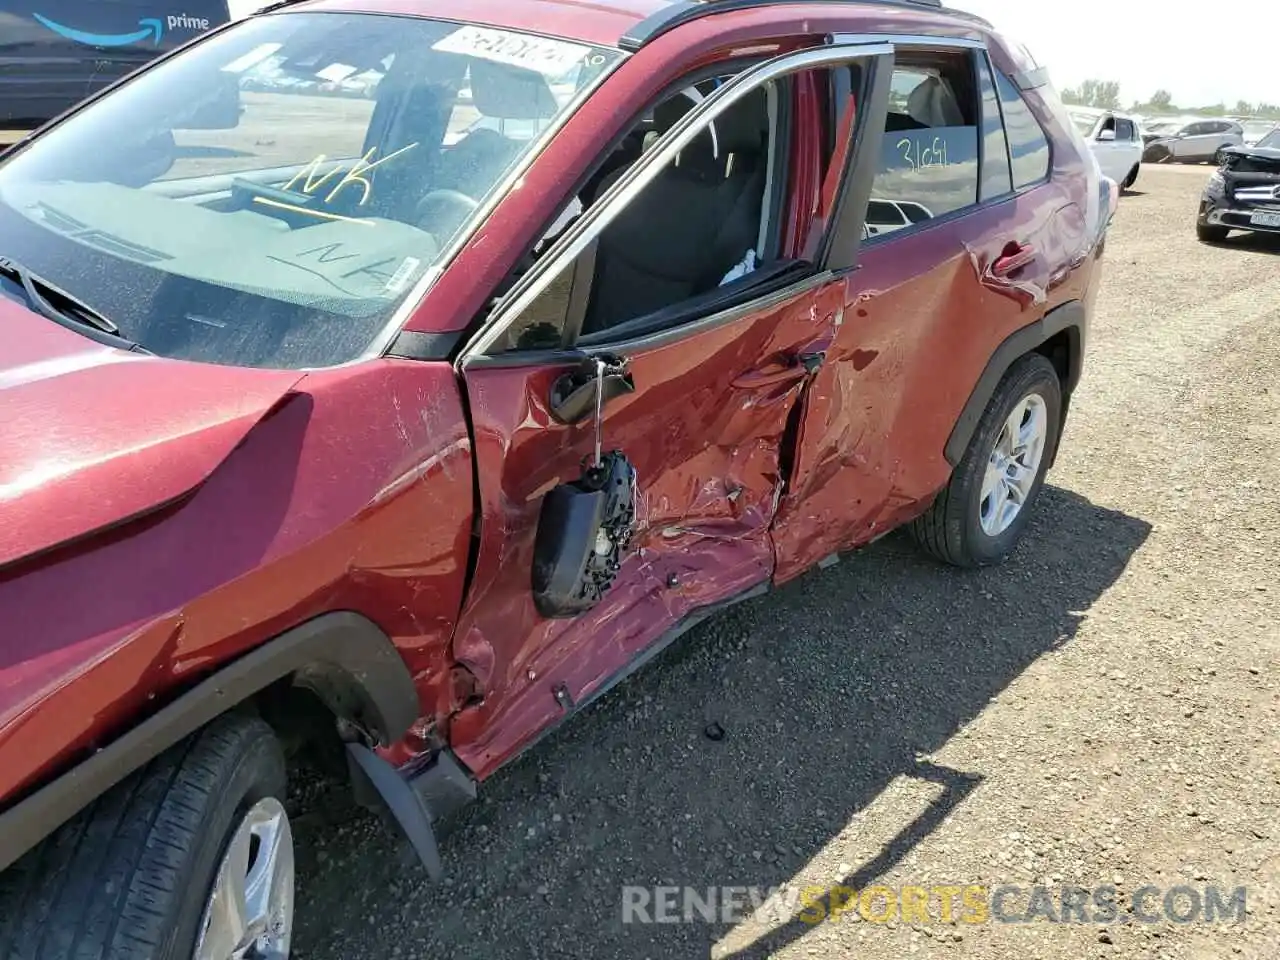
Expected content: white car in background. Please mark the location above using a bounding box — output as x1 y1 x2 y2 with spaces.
1069 106 1144 191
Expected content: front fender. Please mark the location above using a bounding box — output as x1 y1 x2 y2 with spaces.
0 611 417 874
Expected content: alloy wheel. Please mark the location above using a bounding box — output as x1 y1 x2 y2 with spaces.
979 393 1048 537
194 797 295 960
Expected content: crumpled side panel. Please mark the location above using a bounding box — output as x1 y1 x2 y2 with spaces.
450 282 833 779
772 192 1070 581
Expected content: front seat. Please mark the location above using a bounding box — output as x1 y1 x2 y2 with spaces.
436 59 560 194
356 51 465 221
578 88 769 335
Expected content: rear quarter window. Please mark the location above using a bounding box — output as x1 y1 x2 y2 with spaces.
993 70 1049 189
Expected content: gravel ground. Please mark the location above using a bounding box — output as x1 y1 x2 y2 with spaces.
291 162 1280 959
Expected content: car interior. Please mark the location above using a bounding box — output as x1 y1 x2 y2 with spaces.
488 71 793 353
483 55 981 354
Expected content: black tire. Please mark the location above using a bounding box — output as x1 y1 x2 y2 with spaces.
1121 164 1139 191
910 353 1061 568
0 713 287 960
1197 221 1230 243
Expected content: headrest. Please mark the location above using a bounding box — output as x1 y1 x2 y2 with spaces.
469 59 559 120
650 87 766 170
715 88 767 157
906 75 964 128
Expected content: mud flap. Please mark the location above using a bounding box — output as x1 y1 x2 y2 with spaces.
346 742 443 879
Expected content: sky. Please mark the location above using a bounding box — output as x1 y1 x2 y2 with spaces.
959 0 1278 109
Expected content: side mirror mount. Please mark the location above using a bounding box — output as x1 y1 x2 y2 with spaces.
547 354 634 425
1097 128 1116 142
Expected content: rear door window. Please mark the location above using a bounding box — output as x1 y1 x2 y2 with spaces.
993 70 1050 189
865 49 980 239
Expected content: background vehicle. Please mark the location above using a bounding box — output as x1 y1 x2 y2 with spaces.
1197 127 1280 242
0 0 1113 954
864 198 934 235
0 0 228 143
1242 120 1279 146
1069 105 1143 189
1142 117 1244 164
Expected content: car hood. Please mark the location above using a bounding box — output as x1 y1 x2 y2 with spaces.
0 298 304 569
1223 145 1280 162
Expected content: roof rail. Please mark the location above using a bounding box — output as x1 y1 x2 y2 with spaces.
620 0 962 51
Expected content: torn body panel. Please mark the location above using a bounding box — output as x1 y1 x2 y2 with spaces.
450 278 835 779
772 187 1073 580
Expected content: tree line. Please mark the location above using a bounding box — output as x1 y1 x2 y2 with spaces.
1059 79 1280 120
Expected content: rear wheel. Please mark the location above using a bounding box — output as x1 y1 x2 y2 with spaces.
0 713 292 960
1197 221 1230 243
910 354 1061 567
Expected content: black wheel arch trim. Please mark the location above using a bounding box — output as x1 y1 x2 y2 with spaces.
944 300 1085 467
0 610 419 874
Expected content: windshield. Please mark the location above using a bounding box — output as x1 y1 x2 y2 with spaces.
1258 128 1280 149
0 13 619 369
1145 120 1183 136
1069 112 1098 136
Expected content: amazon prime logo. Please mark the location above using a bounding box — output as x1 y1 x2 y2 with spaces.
33 11 213 48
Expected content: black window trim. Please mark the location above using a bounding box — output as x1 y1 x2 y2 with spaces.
974 48 1014 204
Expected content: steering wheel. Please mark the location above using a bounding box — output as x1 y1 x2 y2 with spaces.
415 189 480 232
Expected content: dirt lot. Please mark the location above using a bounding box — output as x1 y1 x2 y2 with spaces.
292 162 1280 959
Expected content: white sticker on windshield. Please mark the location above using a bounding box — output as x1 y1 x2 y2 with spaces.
315 62 358 83
384 257 422 295
221 42 283 73
431 25 589 76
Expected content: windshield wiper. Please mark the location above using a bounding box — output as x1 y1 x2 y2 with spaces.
0 256 149 353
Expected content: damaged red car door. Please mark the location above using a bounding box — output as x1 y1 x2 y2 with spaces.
437 43 890 783
448 281 837 776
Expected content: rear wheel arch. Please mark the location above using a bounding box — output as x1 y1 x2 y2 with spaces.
0 611 419 876
944 300 1084 469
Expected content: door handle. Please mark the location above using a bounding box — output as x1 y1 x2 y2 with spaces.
992 242 1037 278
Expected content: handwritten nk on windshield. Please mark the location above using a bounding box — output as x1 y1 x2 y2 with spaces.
280 142 419 207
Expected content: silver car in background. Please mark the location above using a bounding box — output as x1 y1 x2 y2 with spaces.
1142 118 1244 164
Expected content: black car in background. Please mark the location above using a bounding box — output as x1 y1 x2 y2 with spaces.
1197 128 1280 242
1 0 228 142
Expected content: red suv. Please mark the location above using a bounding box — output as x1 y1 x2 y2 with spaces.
0 0 1114 954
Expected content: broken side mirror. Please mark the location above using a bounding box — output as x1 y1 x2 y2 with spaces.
532 355 638 618
547 353 634 424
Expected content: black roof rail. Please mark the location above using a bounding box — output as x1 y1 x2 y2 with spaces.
619 0 977 51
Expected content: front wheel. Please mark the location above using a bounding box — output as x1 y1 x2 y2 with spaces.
1197 221 1230 243
1121 164 1139 191
910 354 1061 567
0 713 293 960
